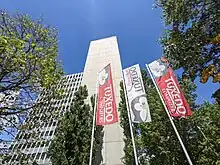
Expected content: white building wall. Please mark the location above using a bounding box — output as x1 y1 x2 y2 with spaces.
82 36 124 165
8 73 83 165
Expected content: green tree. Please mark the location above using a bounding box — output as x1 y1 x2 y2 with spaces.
0 11 63 142
48 86 103 165
48 85 92 165
90 95 104 165
192 102 220 165
155 0 219 96
118 82 135 164
119 70 220 164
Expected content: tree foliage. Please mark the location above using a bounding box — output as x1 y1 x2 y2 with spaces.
0 11 63 142
48 86 92 165
48 86 103 165
119 70 220 164
118 82 135 164
90 95 104 165
156 0 219 92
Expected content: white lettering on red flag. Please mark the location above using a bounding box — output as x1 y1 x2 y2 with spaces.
96 64 118 125
148 57 192 117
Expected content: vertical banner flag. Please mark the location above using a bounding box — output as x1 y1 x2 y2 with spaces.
96 64 118 125
148 57 192 117
123 64 151 123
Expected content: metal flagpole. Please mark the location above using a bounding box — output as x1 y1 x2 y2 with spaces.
146 64 193 165
89 74 99 165
122 74 139 165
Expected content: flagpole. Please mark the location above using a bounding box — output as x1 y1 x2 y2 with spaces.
122 74 139 165
146 64 193 165
89 74 98 165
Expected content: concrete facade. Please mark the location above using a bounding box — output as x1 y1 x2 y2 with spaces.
8 73 83 165
82 36 124 165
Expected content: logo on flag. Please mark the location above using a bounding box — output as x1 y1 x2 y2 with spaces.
148 57 192 117
123 64 151 123
96 64 118 125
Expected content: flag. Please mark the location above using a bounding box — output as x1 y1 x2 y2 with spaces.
147 57 192 117
123 64 151 123
96 64 118 125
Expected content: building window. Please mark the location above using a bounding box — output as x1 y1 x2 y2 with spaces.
49 130 53 136
36 141 40 148
32 153 36 159
17 143 22 149
32 142 37 148
40 122 45 128
11 154 16 162
49 120 53 127
46 154 50 159
47 140 50 145
23 153 28 160
45 131 50 136
36 152 41 160
27 142 31 149
53 121 56 126
9 144 14 150
26 133 31 140
27 153 31 159
40 141 44 147
41 152 46 160
21 143 27 150
40 131 44 137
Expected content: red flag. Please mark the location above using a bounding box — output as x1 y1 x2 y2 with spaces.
96 64 118 125
148 57 192 117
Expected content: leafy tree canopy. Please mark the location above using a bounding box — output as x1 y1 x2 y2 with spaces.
155 0 219 85
48 85 92 165
119 70 220 164
0 11 63 142
48 86 103 165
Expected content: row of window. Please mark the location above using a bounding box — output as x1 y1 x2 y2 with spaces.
14 139 51 151
59 83 78 91
23 119 57 129
9 74 82 163
31 103 71 119
40 129 54 137
29 95 75 117
38 78 81 101
38 83 80 102
26 113 56 127
10 151 50 163
15 121 57 141
38 73 82 96
26 101 72 124
57 75 82 88
65 73 83 80
62 77 82 84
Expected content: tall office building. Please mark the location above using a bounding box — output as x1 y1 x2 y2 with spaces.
82 36 124 165
8 73 83 165
8 36 124 165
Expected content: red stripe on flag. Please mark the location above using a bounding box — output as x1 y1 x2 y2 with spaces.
155 63 192 117
149 57 192 117
96 64 118 125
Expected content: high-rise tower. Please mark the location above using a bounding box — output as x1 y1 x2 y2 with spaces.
82 36 124 165
7 73 83 165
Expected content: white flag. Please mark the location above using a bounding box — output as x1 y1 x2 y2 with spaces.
123 64 151 123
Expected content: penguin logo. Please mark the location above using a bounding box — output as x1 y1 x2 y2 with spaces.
131 94 149 122
98 68 109 86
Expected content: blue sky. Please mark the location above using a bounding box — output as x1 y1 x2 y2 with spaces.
0 0 218 103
